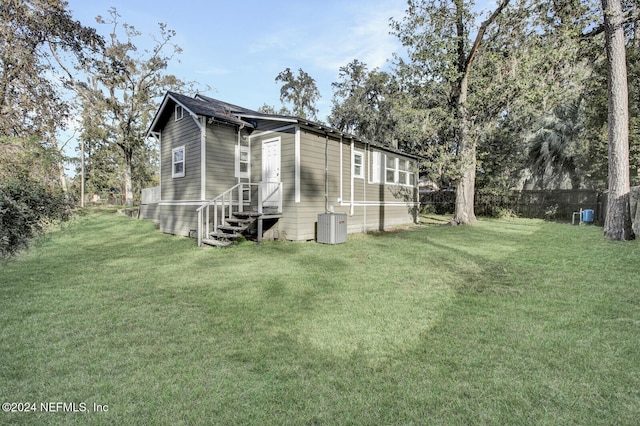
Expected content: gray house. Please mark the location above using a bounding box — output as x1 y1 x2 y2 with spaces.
142 92 420 245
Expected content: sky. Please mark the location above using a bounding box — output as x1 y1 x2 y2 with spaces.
61 0 495 175
64 0 418 122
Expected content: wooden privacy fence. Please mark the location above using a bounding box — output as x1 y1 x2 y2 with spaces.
421 189 606 222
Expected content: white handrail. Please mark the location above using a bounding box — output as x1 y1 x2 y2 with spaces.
196 182 283 246
196 184 243 246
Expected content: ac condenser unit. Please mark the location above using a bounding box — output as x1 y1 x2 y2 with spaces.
317 213 347 244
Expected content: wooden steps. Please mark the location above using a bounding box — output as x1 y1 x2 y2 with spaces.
208 231 240 240
218 224 248 232
200 210 283 247
224 217 252 225
233 211 262 218
201 211 260 247
201 238 232 247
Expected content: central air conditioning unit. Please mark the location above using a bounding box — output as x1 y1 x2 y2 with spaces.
317 213 347 244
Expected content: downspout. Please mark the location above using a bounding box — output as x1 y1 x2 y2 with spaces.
236 123 245 212
339 136 343 206
236 124 244 185
325 134 330 213
295 126 300 203
192 115 205 201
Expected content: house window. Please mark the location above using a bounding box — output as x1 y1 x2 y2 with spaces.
240 149 249 174
385 155 397 184
172 146 185 178
384 155 414 186
409 162 416 186
353 151 364 179
398 158 409 185
236 145 250 179
175 104 184 121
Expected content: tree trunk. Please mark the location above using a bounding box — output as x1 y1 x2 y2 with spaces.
569 169 581 190
451 0 509 225
51 144 68 194
57 159 68 194
635 2 640 50
602 0 635 240
124 151 134 207
454 142 477 224
454 73 478 224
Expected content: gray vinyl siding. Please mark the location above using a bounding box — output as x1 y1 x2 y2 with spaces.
293 131 417 241
249 127 297 239
153 102 417 241
251 119 296 133
205 122 240 199
160 110 201 201
294 131 345 240
139 203 160 224
277 128 298 241
158 204 199 237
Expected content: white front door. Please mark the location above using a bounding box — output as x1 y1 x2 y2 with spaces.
261 138 281 208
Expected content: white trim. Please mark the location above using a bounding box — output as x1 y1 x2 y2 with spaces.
189 113 203 130
171 146 185 178
364 142 368 230
250 124 297 139
350 141 355 215
295 126 300 203
235 143 239 178
200 117 206 200
339 138 343 203
175 104 184 121
159 201 207 206
340 201 419 207
158 200 418 210
148 93 198 136
236 114 297 123
162 200 255 206
159 131 162 201
371 151 382 184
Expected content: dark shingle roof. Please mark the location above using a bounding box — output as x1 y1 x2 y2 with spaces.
167 92 254 128
149 91 422 160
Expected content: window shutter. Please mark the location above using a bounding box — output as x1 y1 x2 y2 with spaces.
372 151 381 183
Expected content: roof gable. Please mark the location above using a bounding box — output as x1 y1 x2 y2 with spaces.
148 92 255 134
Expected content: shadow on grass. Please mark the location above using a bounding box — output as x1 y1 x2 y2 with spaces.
3 212 639 424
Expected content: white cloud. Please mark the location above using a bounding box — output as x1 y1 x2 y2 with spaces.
304 1 404 72
242 1 404 74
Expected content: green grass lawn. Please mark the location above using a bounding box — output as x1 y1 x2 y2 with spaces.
1 211 639 425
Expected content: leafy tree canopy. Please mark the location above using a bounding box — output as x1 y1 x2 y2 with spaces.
275 67 321 121
0 0 101 139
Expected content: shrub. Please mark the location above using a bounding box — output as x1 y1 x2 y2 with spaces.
0 178 71 259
